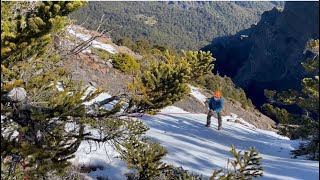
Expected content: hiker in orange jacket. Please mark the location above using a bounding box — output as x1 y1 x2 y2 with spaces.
206 90 224 130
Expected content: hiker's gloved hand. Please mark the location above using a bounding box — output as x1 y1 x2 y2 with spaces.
208 110 214 116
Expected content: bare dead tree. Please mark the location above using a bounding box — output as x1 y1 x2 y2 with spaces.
68 26 122 55
96 14 107 32
79 16 90 27
53 14 121 58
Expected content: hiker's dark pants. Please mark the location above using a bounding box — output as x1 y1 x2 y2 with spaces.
207 111 222 128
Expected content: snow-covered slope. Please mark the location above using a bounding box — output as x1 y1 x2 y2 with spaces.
140 107 319 180
72 87 319 180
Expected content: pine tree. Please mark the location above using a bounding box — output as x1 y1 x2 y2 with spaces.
116 136 168 179
134 38 152 54
124 49 217 114
1 1 86 66
112 53 140 73
210 145 263 180
126 50 192 114
182 50 215 80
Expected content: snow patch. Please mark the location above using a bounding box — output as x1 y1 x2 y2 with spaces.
83 93 112 106
67 26 117 54
56 81 65 92
71 140 131 180
188 85 208 105
1 115 6 122
160 106 189 113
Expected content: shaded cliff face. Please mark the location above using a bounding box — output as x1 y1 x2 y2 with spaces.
235 2 319 88
203 2 319 107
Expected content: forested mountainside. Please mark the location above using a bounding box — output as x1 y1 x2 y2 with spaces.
71 1 283 50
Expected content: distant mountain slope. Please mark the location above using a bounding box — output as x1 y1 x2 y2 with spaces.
71 1 282 50
202 2 319 108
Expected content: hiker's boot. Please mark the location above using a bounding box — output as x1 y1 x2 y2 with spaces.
205 124 210 127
